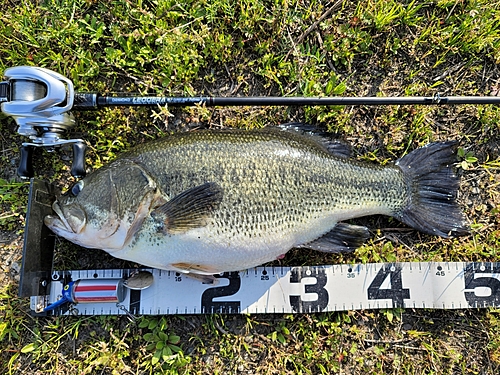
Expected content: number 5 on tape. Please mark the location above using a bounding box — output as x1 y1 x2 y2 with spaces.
464 263 500 307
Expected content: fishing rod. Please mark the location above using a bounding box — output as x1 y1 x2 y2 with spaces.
2 66 499 178
72 92 500 108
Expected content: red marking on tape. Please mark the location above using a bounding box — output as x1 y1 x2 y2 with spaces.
74 285 117 292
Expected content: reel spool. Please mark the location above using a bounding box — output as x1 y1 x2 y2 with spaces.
1 66 86 178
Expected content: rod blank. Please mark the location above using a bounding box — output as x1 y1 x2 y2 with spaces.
72 93 500 110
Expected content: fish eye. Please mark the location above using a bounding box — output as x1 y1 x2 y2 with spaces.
70 180 84 197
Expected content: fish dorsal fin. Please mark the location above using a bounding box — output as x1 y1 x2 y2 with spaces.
298 222 370 252
152 182 223 234
278 122 351 158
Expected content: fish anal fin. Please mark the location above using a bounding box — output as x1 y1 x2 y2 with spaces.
299 223 370 253
152 182 223 234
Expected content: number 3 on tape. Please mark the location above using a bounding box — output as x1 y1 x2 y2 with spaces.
289 267 328 313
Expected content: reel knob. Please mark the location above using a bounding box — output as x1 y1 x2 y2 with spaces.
18 145 34 179
71 142 86 178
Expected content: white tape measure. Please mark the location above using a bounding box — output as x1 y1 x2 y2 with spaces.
33 262 500 316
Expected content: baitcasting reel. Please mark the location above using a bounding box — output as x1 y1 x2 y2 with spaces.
0 66 86 178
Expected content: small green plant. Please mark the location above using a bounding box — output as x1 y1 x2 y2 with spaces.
268 321 291 345
457 147 478 170
380 308 403 323
139 317 184 367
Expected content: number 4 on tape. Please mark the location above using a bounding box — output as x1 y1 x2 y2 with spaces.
368 264 410 308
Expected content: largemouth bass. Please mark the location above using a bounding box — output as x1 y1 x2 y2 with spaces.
44 124 468 276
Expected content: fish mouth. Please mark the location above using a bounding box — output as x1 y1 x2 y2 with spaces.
44 201 85 235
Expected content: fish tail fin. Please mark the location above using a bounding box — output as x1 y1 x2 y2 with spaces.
395 141 469 238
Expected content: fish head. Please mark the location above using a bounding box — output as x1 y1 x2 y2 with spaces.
44 160 158 251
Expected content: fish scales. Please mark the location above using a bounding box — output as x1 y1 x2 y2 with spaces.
127 130 406 241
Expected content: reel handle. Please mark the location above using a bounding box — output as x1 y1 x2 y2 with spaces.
18 141 86 179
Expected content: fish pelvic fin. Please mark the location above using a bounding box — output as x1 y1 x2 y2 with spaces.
298 223 371 253
170 263 220 284
152 182 223 234
395 141 469 238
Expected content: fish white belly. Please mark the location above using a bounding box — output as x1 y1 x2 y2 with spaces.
109 223 298 274
105 208 385 274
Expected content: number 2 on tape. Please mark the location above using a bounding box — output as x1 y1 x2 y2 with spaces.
201 272 241 313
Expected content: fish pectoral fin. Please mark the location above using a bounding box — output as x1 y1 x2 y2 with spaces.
278 122 351 158
152 183 223 234
298 223 371 253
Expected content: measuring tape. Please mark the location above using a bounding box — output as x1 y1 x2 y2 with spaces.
32 262 500 316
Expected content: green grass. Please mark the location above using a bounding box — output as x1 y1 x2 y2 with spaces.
0 179 28 232
1 0 500 373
